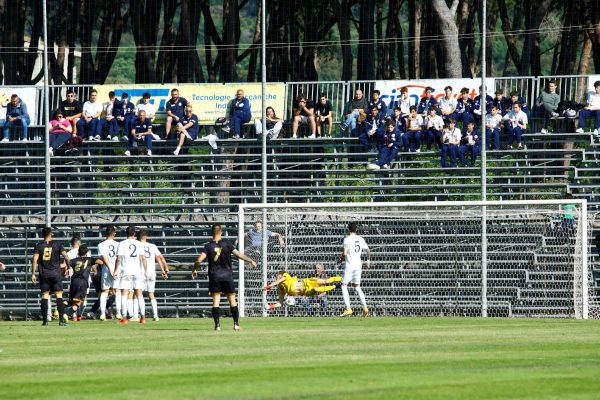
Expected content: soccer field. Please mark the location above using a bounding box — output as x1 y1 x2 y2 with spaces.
1 317 599 400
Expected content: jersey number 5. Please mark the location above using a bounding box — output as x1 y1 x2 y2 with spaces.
354 241 361 253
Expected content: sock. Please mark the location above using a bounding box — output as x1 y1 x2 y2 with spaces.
230 306 239 326
99 292 108 316
115 293 121 315
129 298 135 318
315 285 335 294
212 307 220 327
342 285 351 309
77 300 86 316
137 295 145 318
66 305 76 317
41 298 49 322
121 295 128 318
151 299 158 319
356 286 367 308
57 298 65 321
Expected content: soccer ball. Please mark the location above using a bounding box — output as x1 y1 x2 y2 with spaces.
285 296 296 306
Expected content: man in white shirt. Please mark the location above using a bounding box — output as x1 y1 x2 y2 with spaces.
485 105 503 150
137 229 168 321
97 226 119 320
338 222 371 317
577 80 600 137
441 118 462 168
114 226 147 324
424 106 445 151
502 102 528 149
134 92 160 140
439 86 458 122
76 89 103 140
98 91 118 141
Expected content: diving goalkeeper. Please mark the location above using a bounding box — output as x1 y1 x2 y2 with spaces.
263 268 341 310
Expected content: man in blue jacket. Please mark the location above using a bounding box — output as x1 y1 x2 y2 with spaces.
2 94 30 142
223 89 251 139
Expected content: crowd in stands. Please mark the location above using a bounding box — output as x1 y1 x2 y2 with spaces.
2 80 600 164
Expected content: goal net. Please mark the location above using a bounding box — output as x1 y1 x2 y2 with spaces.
238 200 594 319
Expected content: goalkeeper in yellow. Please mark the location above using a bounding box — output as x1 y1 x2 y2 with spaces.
263 268 341 310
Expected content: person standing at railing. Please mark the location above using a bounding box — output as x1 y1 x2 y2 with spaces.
576 80 600 138
2 94 30 142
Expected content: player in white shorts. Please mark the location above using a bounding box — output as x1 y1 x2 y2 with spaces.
97 226 119 320
338 222 371 317
137 229 169 321
114 226 147 324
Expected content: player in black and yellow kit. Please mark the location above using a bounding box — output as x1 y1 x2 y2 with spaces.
192 224 257 331
63 245 101 321
31 227 71 326
263 270 341 310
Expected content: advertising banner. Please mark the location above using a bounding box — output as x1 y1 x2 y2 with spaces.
374 78 495 112
0 87 38 123
96 83 286 123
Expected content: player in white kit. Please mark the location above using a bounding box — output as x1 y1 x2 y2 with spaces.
97 226 119 320
137 229 169 321
338 222 371 317
114 226 147 324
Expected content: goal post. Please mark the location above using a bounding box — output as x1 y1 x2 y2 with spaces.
238 200 592 319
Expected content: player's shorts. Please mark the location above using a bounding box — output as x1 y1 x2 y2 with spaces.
68 278 89 302
301 277 320 296
101 265 115 290
145 275 156 292
39 270 63 294
298 115 310 125
208 279 236 296
342 269 362 285
91 271 102 293
119 274 144 291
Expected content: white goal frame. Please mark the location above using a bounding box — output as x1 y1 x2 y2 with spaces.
238 200 589 319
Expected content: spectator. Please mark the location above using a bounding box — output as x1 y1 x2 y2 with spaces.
59 89 82 136
125 110 154 157
359 105 385 153
291 93 316 139
424 105 444 151
301 263 330 316
391 107 407 136
165 88 188 140
315 93 333 137
535 80 560 134
254 106 284 140
135 92 156 121
456 87 474 127
340 89 368 136
243 221 285 255
438 86 458 122
502 102 528 149
2 94 30 142
509 91 529 116
404 105 424 152
98 91 118 141
417 86 438 118
115 92 136 142
492 89 511 116
223 89 251 139
367 120 401 170
576 80 600 137
457 120 481 167
368 89 388 117
473 86 493 125
76 89 102 140
485 105 503 150
398 86 411 118
173 104 199 156
440 118 461 168
48 110 72 157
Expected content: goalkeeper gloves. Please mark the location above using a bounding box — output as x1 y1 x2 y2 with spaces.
263 284 272 290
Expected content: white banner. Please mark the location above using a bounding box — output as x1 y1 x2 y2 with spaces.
0 87 38 123
585 75 600 100
375 78 495 111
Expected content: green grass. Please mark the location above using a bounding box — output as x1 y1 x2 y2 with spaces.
1 317 599 399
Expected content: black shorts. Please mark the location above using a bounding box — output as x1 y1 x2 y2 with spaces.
208 279 236 296
69 278 89 301
40 271 63 294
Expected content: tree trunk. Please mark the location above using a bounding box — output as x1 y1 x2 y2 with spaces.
156 0 177 83
408 0 421 79
519 0 551 76
246 0 262 82
357 0 375 80
590 0 600 73
394 0 405 78
79 0 95 84
499 0 523 75
375 0 383 79
334 0 353 81
201 0 220 82
431 0 462 78
130 0 160 83
556 1 581 75
221 0 240 82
